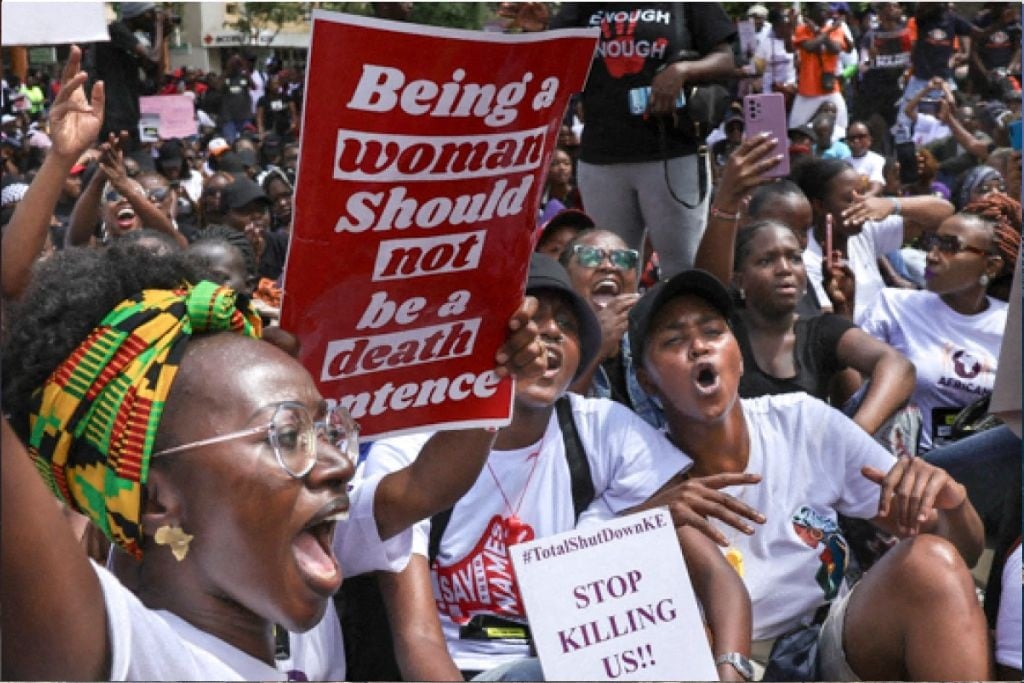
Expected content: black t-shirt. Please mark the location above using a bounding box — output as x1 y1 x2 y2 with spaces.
221 75 253 124
975 14 1021 70
259 229 289 280
89 22 146 133
551 3 736 163
257 94 293 136
911 11 973 80
859 24 912 91
733 312 854 400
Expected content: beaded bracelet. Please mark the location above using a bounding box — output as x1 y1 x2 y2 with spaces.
709 205 740 221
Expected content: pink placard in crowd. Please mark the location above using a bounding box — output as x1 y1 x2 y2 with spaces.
281 11 597 439
139 94 198 139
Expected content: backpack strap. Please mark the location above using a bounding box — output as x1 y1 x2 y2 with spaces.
555 395 595 523
429 396 596 562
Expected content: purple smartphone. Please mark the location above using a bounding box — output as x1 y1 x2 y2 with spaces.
743 93 790 178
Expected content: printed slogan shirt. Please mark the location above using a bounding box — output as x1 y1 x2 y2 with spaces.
550 3 736 163
861 289 1007 451
363 393 687 672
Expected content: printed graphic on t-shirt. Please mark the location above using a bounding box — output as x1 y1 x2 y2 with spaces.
937 343 996 397
791 505 848 601
925 28 952 47
433 514 534 624
589 8 671 78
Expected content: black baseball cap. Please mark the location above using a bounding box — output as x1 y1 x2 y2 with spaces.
526 253 602 379
628 270 734 363
220 178 270 213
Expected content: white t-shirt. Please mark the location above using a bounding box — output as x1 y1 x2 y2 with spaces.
712 394 895 640
754 35 797 86
996 544 1023 671
96 561 286 680
362 393 690 672
285 471 415 680
846 150 886 185
803 214 905 323
911 113 951 147
861 289 1007 451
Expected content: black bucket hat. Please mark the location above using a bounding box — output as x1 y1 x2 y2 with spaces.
526 253 602 379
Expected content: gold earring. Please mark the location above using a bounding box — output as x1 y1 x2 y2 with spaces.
154 524 193 561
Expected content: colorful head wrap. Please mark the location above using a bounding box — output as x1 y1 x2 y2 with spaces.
27 281 262 559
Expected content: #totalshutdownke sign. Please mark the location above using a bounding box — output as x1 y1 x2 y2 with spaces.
281 11 597 439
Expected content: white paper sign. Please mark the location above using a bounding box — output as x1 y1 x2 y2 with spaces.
510 508 717 681
1 1 109 46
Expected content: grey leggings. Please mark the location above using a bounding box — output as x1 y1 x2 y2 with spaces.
577 155 710 277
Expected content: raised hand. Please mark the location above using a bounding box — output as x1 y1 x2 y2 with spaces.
48 45 105 163
494 296 545 380
822 251 855 317
862 459 968 536
596 293 640 360
715 132 784 210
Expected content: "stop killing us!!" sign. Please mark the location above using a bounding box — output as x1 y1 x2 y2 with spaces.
510 508 718 681
281 11 597 438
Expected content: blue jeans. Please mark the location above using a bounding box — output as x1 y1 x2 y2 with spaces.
923 425 1021 531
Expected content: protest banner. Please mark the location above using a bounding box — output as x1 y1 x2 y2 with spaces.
1 1 108 46
281 12 597 439
139 95 197 140
510 508 717 681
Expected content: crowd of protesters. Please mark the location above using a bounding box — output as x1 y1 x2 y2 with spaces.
0 1 1022 682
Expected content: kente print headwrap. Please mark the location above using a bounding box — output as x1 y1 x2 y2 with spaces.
27 281 262 559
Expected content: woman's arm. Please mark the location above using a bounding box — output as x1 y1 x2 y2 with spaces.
863 458 985 566
3 46 104 294
694 133 783 284
373 298 544 540
840 194 954 242
378 555 464 681
677 526 752 681
66 159 106 247
835 327 915 435
2 419 110 680
650 43 735 115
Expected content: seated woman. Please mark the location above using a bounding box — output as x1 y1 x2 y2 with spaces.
559 228 663 426
369 255 754 682
696 134 915 437
793 155 954 322
630 268 991 680
1 241 547 680
860 192 1021 452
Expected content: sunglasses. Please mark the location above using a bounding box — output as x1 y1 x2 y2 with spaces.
104 190 125 202
919 231 989 256
572 244 640 270
147 187 170 202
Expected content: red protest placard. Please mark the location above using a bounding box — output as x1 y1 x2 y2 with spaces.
281 12 597 439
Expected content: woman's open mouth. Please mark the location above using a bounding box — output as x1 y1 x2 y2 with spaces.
542 344 564 379
693 362 721 396
116 206 136 230
591 277 621 309
293 498 348 596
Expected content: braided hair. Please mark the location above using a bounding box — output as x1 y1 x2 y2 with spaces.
962 192 1022 278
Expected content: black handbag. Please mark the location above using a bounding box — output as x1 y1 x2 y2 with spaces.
762 622 822 682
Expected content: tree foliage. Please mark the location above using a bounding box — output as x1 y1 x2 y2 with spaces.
224 2 311 44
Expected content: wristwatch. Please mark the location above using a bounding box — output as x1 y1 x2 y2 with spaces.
715 652 755 681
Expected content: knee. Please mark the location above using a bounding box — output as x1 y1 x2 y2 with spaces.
878 535 975 601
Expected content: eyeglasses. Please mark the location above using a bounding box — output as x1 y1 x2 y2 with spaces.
147 187 170 202
572 244 640 270
153 401 359 478
919 231 990 256
104 190 126 202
